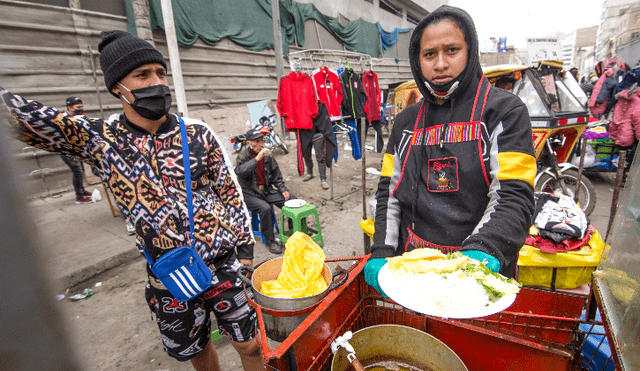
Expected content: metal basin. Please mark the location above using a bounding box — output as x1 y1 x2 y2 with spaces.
331 325 468 371
238 257 347 341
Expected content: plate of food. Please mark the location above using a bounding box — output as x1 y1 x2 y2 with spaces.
284 199 307 208
377 248 520 319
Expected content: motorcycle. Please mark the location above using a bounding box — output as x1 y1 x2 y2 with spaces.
258 114 289 154
230 114 288 155
483 62 596 215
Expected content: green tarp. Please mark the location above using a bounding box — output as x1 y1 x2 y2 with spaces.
139 0 382 58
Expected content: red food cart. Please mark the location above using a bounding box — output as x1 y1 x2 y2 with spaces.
244 254 616 371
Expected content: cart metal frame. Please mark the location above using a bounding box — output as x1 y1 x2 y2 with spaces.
245 256 613 371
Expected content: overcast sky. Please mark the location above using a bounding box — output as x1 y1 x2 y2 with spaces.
448 0 605 49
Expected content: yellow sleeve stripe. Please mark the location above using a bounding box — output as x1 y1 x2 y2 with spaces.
497 152 536 187
381 153 394 177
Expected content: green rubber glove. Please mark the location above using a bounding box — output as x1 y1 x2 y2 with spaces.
461 250 501 273
364 258 388 297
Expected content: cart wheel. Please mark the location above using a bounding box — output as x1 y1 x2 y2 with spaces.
366 191 371 196
321 201 326 206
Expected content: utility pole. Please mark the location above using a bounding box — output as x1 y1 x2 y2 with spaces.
271 0 287 137
271 0 284 85
160 0 188 117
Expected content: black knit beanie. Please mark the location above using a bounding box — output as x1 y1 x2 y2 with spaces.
98 30 167 98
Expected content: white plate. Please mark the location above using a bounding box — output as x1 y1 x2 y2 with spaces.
378 263 517 319
284 199 307 208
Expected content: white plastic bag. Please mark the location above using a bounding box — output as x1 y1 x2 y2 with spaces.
570 143 596 168
91 189 102 202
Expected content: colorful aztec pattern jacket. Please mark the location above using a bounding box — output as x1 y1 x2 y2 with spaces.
1 90 255 264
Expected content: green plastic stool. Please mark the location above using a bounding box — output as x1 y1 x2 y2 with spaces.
280 203 324 247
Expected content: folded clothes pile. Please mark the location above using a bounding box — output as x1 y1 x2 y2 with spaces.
527 192 591 254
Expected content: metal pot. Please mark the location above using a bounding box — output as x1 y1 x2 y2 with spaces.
238 257 347 341
331 325 468 371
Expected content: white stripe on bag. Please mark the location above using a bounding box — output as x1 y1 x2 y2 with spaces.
174 269 198 296
169 271 192 297
181 266 203 292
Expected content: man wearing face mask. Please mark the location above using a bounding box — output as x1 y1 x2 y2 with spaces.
1 30 263 371
60 96 94 204
363 6 537 296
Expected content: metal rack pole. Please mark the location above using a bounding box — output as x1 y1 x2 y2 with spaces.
361 117 371 254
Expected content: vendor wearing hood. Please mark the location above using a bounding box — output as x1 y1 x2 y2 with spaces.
364 6 536 293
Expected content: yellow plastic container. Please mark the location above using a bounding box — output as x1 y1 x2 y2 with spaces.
517 229 605 289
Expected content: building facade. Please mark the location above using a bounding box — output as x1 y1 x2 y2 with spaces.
596 0 637 62
573 26 598 79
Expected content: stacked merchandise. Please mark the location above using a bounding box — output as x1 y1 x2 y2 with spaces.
582 125 619 170
517 192 605 289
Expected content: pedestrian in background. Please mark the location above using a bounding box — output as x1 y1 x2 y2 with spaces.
61 96 93 204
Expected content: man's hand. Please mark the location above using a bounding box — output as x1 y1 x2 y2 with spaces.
1 90 18 108
256 148 270 161
282 191 290 201
239 258 253 267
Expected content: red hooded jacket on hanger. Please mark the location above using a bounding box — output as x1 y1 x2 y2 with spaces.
277 71 318 130
312 67 343 121
363 70 381 122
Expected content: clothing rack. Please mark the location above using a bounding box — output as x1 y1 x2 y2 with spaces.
288 49 374 253
288 49 374 75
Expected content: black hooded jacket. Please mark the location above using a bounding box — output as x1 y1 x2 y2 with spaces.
340 69 367 120
372 6 536 277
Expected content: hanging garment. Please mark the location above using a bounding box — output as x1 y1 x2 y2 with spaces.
344 118 362 160
363 71 382 122
588 69 614 116
277 71 318 131
312 67 343 121
296 103 337 175
610 85 640 147
367 120 385 153
610 67 640 108
340 69 367 120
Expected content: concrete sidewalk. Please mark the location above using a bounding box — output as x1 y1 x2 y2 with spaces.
26 189 138 291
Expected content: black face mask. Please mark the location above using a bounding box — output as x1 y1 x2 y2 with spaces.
70 109 83 116
118 83 172 120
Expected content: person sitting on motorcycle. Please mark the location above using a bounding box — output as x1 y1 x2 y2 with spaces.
495 76 515 93
235 128 294 254
363 5 536 296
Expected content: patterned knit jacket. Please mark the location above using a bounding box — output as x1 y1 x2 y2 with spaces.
1 90 255 264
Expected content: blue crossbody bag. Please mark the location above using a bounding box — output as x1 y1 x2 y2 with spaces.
143 117 213 302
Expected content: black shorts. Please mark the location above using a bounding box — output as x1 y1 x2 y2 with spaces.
145 253 257 362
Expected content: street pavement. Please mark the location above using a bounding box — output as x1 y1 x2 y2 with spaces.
30 170 620 293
